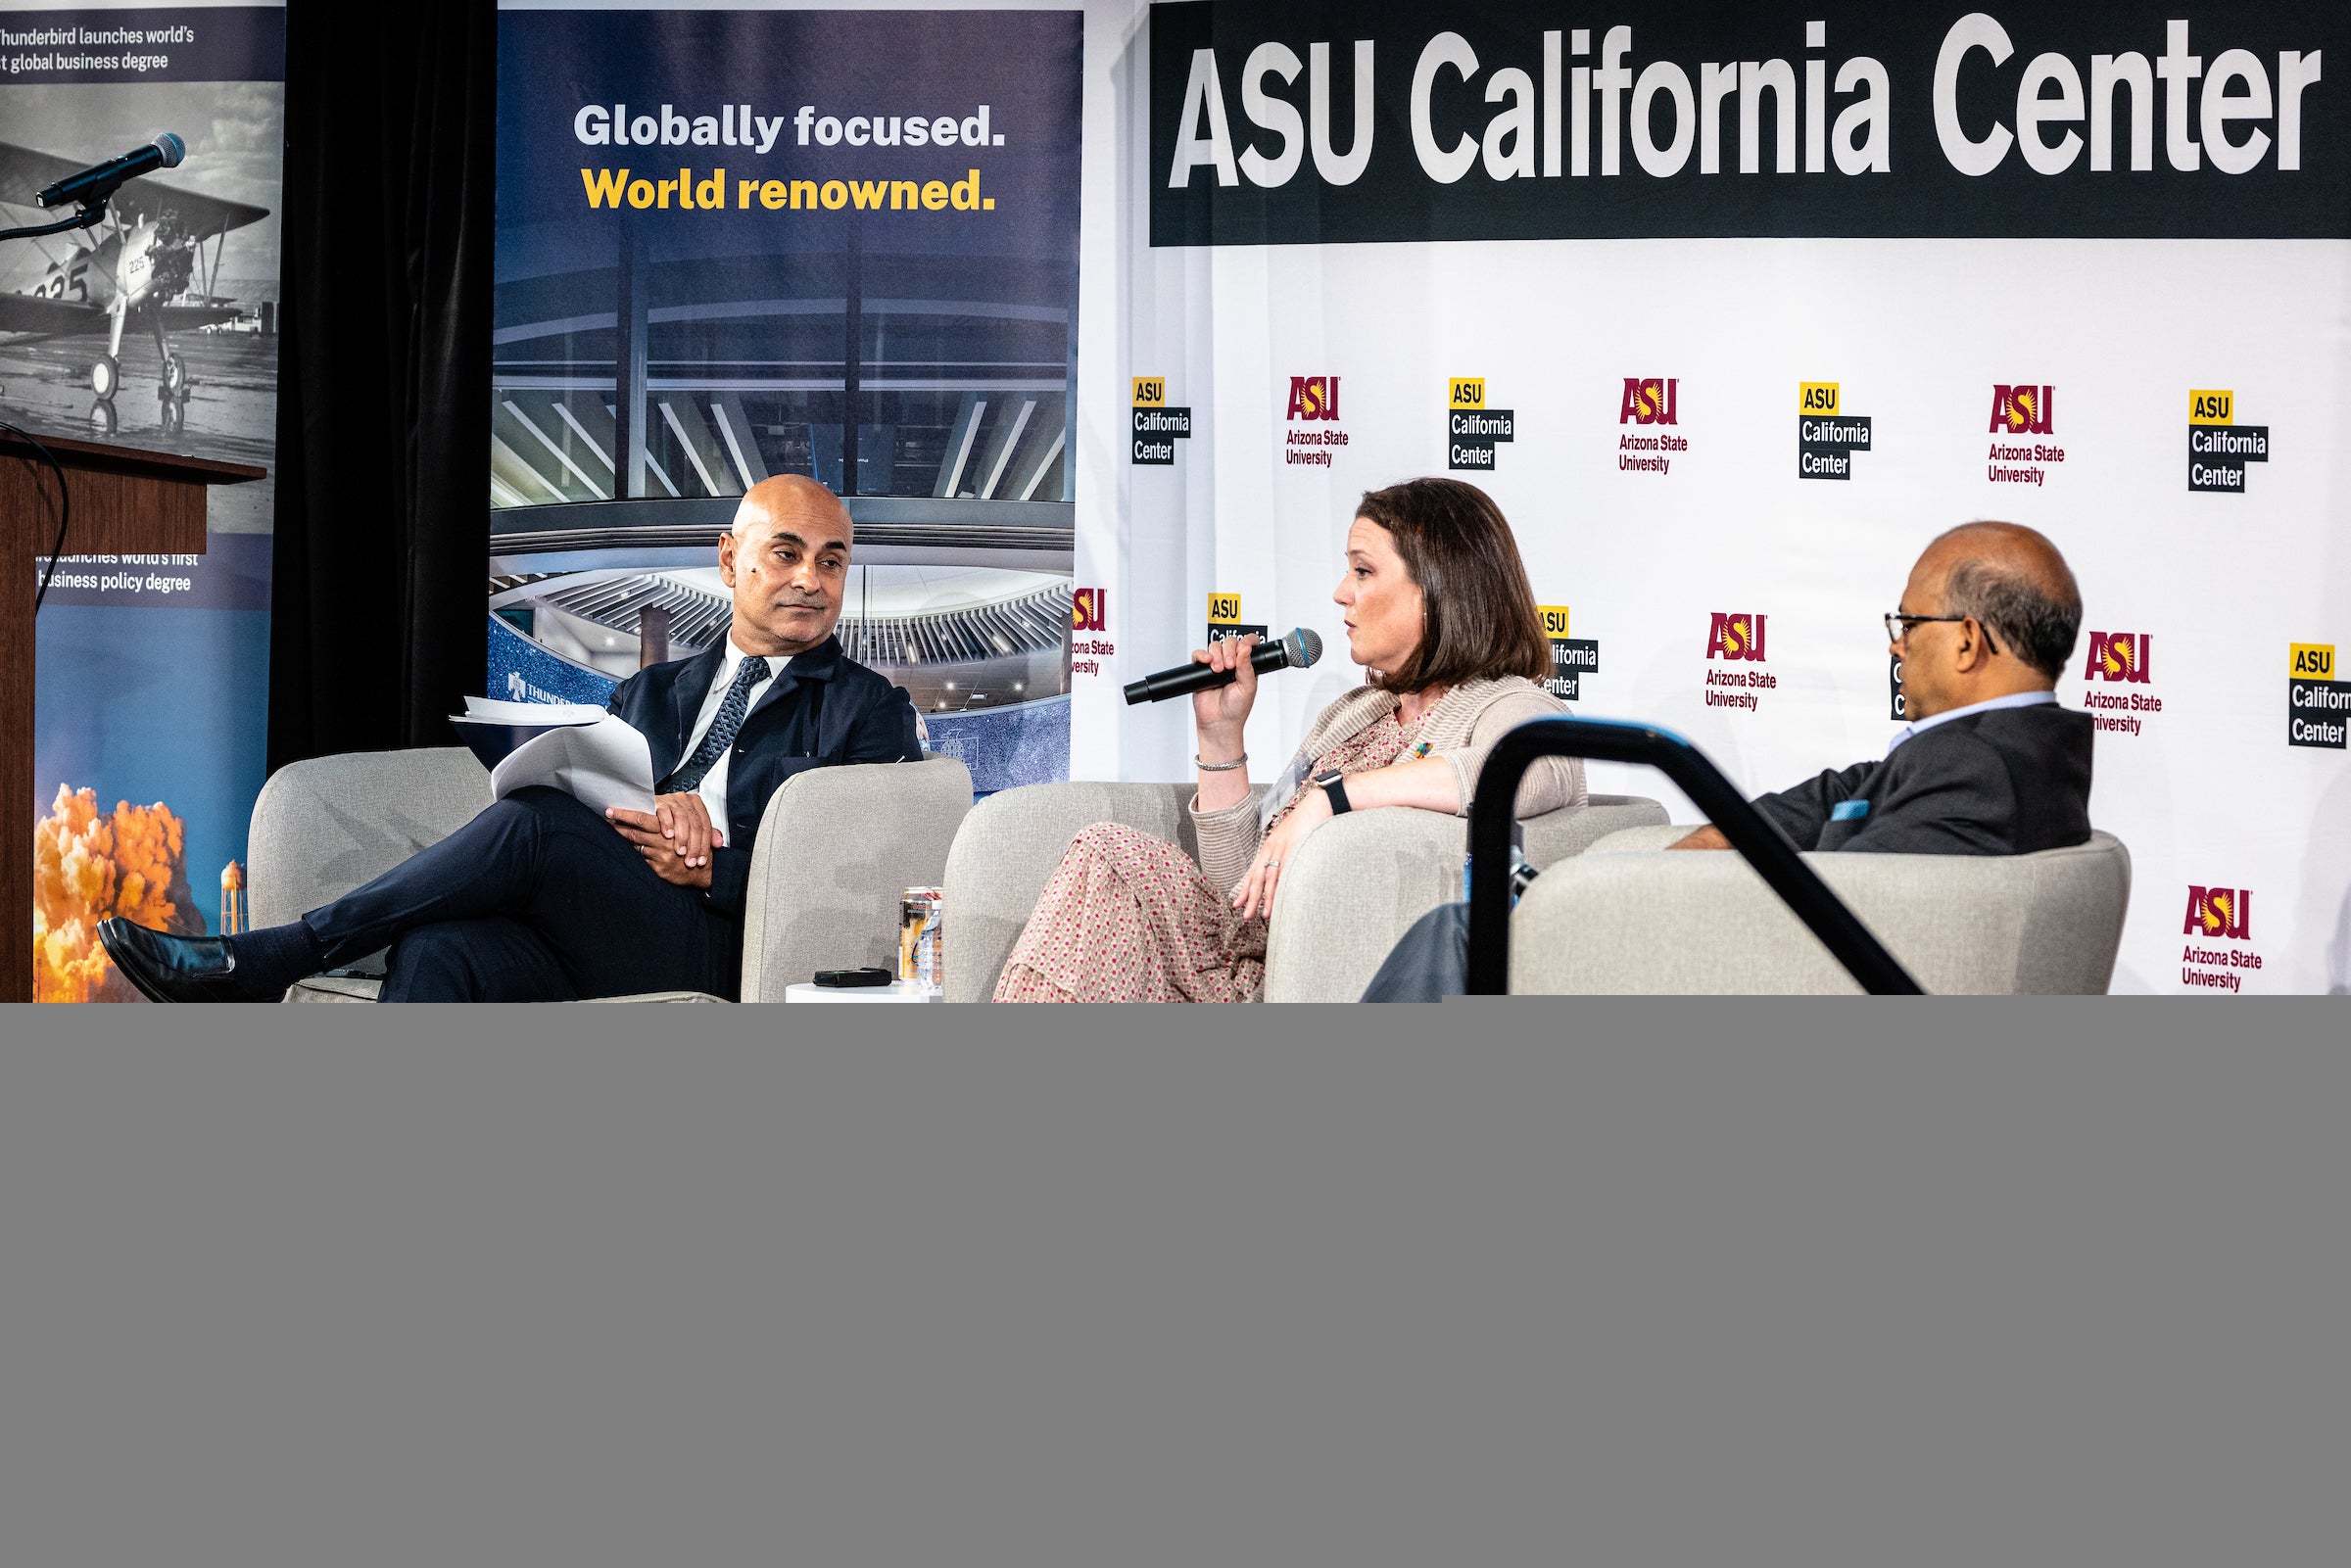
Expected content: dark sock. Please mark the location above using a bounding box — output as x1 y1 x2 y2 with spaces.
224 922 325 1001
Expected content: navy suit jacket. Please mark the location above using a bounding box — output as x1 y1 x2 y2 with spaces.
606 634 922 916
1751 703 2095 855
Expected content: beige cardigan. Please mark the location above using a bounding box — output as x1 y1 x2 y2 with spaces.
1189 676 1588 895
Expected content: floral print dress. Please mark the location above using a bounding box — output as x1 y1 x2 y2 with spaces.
993 711 1423 1003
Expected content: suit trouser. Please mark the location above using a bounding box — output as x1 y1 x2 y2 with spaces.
300 787 743 1002
1359 902 1471 1003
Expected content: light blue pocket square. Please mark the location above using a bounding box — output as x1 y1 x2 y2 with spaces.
1830 799 1871 822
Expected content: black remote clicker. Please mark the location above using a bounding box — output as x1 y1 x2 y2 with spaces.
813 967 895 988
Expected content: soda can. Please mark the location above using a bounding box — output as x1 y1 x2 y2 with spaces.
899 886 944 989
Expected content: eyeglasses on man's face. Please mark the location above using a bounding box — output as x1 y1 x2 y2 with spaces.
1884 612 2002 656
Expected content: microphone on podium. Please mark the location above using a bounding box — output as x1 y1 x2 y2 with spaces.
1124 627 1323 706
35 133 184 209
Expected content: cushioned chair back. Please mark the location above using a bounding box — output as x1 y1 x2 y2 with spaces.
1510 831 2133 994
248 747 490 928
738 756 974 1001
942 782 1218 1002
1264 794 1671 1003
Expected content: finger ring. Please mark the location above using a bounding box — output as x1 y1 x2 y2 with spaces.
1265 859 1279 870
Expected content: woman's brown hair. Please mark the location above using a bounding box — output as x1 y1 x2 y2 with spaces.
1354 477 1553 692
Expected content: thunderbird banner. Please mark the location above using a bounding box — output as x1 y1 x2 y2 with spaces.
7 0 285 1000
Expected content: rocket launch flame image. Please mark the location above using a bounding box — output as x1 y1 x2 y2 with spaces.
31 784 208 1003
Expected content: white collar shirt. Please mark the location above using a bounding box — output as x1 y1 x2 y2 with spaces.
1889 689 2057 756
681 634 777 838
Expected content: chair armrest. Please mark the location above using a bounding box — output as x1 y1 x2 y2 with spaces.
1584 824 1696 855
1511 832 2132 994
1524 795 1671 864
1263 808 1463 1003
941 780 1222 1002
247 747 489 927
738 757 975 1002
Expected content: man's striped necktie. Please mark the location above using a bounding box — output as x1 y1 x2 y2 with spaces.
662 656 771 794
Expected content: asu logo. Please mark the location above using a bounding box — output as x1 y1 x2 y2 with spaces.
1072 587 1107 632
1285 374 1341 421
1798 380 1871 481
1619 377 1679 425
1988 384 2055 436
1446 376 1514 470
1535 604 1599 700
1204 592 1266 647
2081 630 2161 736
1130 376 1190 465
2187 389 2269 493
2084 632 2151 685
1705 612 1767 661
2183 885 2251 941
2289 641 2346 749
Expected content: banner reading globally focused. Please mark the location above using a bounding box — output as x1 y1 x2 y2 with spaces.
490 5 1083 793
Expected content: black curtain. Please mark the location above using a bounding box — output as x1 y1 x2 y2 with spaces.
268 1 495 769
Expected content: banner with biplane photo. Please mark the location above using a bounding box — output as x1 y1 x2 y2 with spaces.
5 2 284 1000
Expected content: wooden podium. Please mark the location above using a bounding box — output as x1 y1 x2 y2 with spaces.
4 432 265 1004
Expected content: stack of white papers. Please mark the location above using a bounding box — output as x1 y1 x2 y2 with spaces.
449 697 657 816
456 696 613 727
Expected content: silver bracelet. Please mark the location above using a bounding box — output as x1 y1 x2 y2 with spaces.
1195 753 1248 772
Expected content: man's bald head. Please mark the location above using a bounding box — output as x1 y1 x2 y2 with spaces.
1918 521 2082 681
718 475 852 657
732 474 852 546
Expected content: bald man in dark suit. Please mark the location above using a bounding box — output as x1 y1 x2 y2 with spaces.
103 476 921 1002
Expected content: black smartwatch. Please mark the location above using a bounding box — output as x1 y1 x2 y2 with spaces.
1312 769 1352 814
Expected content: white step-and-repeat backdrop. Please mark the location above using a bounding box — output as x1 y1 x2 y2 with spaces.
1069 1 2351 994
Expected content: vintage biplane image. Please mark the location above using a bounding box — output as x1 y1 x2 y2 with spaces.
0 138 269 436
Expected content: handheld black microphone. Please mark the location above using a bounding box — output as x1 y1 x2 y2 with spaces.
36 133 184 209
1124 627 1323 705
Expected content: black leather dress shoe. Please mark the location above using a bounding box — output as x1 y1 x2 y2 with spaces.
97 919 248 1003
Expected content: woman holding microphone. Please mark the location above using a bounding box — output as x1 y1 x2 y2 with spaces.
993 477 1586 1003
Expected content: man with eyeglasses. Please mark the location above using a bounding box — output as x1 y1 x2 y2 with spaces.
1361 520 2092 1000
1665 519 2090 856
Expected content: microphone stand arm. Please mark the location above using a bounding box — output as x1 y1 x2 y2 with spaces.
0 198 108 245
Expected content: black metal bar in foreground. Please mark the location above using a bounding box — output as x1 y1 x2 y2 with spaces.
1466 717 1925 996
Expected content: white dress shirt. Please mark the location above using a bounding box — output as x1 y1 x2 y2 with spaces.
1889 689 2057 755
679 635 776 839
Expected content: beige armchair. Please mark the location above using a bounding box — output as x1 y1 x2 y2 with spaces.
247 747 973 1001
940 784 1668 1002
1506 827 2134 994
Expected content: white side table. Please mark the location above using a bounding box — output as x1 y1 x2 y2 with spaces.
783 980 941 1004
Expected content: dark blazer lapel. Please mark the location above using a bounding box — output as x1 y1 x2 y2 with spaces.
746 637 844 753
744 662 801 725
659 643 726 778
